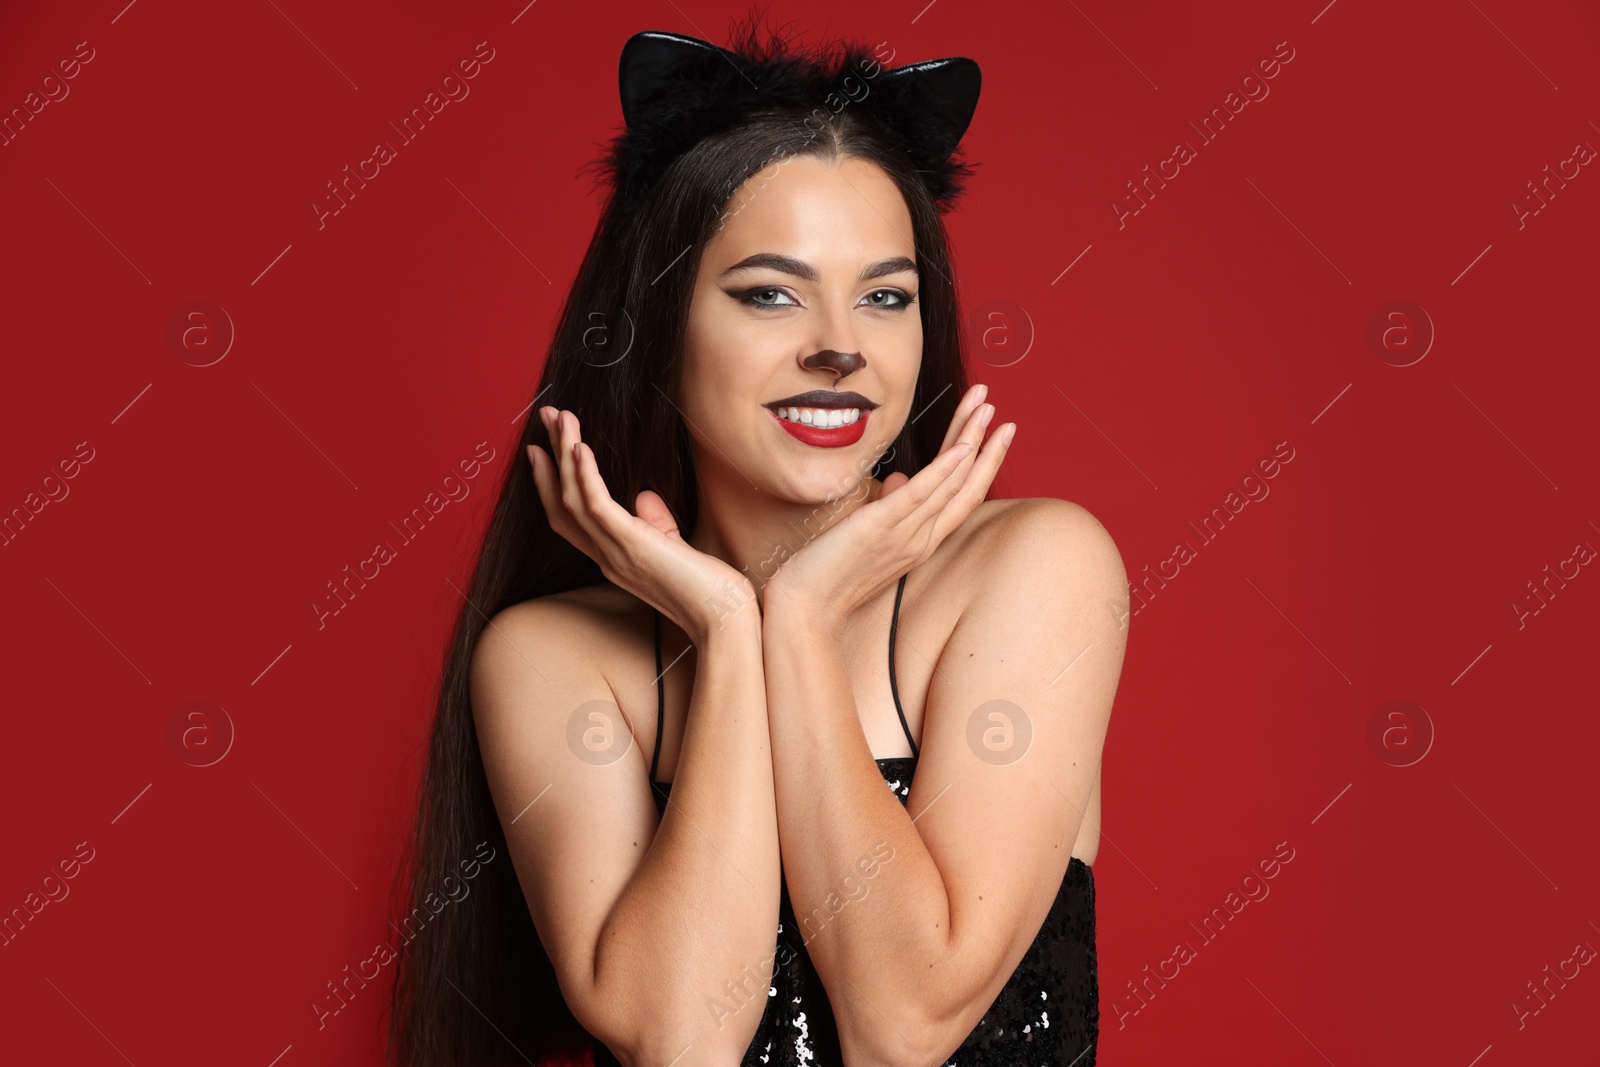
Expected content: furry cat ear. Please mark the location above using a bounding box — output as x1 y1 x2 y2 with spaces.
619 31 734 131
603 27 981 216
879 56 981 165
619 31 980 165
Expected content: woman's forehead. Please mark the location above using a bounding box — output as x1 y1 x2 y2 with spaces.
706 156 915 273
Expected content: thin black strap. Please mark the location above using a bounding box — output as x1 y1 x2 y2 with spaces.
649 609 665 783
888 573 919 758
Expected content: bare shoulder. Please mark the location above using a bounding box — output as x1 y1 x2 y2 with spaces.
470 581 647 720
467 580 665 1029
479 581 642 639
926 496 1128 604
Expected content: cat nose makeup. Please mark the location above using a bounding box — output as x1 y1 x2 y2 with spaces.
801 349 866 380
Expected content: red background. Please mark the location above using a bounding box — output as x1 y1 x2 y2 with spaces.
2 0 1597 1063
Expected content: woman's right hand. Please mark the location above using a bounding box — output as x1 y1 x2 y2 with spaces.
528 405 758 645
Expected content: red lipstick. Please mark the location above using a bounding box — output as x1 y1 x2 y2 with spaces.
770 407 869 448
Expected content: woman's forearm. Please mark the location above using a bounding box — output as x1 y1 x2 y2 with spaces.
590 610 783 1065
760 602 955 1063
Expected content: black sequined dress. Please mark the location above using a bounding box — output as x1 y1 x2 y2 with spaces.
592 574 1098 1066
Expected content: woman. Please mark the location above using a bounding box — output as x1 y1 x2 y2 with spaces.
388 19 1126 1067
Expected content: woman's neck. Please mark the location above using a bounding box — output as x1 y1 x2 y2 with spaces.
687 472 883 603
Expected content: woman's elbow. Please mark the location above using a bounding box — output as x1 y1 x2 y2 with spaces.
572 980 753 1067
837 1001 953 1067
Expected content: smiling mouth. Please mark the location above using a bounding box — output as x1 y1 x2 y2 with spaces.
764 388 878 413
771 404 864 428
767 405 871 448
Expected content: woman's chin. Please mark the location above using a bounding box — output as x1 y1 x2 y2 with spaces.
775 468 875 509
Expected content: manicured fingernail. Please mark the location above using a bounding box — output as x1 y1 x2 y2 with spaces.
1002 423 1016 445
979 403 994 428
975 383 988 403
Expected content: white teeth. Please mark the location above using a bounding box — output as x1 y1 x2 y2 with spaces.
778 406 861 427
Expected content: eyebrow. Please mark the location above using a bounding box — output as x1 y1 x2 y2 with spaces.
720 253 918 284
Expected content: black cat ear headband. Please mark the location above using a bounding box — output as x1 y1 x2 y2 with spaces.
593 25 982 221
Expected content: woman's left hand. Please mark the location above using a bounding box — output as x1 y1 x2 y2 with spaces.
763 384 1016 631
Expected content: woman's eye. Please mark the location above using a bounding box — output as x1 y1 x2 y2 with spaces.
738 287 798 308
862 289 914 310
731 287 915 311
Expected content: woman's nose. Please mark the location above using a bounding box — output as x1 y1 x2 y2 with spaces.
801 348 866 381
801 299 867 379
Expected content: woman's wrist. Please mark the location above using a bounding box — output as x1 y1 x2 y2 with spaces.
685 589 764 650
757 577 847 644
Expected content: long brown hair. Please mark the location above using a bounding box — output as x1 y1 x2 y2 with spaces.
385 25 973 1067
